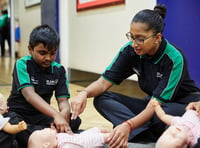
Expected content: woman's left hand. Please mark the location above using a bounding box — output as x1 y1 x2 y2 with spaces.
107 122 130 148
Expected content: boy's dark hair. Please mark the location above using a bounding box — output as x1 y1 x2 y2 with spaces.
29 24 60 50
131 4 167 33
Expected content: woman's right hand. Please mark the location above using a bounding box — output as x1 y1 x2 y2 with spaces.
71 91 87 120
107 122 130 148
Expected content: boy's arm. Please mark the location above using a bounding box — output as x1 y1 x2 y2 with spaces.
57 97 72 133
57 97 71 123
2 121 27 134
53 66 71 123
150 99 173 125
21 87 60 119
21 87 70 133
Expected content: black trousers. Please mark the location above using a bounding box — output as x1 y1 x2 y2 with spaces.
0 111 81 148
194 138 200 148
0 31 10 56
94 91 188 142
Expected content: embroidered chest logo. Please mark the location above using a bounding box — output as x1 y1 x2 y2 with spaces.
156 72 163 78
31 76 39 84
46 79 58 85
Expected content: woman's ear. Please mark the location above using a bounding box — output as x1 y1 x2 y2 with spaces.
155 32 162 44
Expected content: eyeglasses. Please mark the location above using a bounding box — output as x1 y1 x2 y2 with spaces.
126 32 157 45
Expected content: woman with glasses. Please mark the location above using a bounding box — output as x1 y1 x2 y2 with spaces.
71 4 200 148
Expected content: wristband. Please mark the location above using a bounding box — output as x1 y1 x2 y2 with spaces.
123 120 133 133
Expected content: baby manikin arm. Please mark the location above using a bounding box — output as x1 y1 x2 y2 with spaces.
2 121 27 134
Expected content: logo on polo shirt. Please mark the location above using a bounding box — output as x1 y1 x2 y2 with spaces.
46 79 58 85
156 72 163 78
31 76 39 84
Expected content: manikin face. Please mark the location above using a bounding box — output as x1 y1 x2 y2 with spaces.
129 22 162 56
28 43 57 70
28 128 58 148
156 125 189 148
0 94 8 114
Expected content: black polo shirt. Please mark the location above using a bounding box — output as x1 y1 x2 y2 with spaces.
8 55 70 115
102 39 200 103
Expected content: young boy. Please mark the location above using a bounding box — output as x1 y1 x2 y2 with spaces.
0 24 81 148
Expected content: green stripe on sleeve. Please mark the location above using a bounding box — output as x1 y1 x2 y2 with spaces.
16 56 32 85
160 43 184 101
101 75 117 85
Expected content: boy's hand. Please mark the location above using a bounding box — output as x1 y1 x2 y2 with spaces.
18 121 27 131
54 113 73 134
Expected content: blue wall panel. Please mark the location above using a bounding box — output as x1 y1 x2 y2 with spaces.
41 0 60 63
157 0 200 87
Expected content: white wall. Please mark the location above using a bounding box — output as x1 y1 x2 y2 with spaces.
15 0 156 80
60 0 156 80
14 1 41 57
